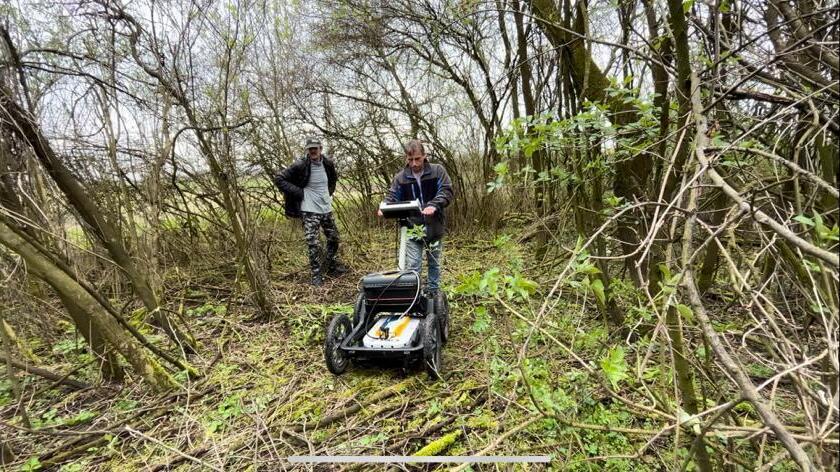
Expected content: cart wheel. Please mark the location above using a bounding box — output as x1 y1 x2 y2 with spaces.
352 292 366 329
435 292 450 344
324 314 352 375
423 314 443 380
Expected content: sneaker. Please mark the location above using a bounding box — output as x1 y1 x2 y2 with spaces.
311 274 323 286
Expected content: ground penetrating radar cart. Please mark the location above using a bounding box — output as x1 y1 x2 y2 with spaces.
323 199 449 378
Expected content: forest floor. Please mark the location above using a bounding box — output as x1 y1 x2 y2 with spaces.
0 220 790 471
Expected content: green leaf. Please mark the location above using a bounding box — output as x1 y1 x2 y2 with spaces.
453 271 482 295
604 195 623 208
590 278 606 307
676 304 694 322
358 432 388 446
658 263 672 282
599 346 628 389
678 408 702 435
407 225 426 240
207 419 224 433
492 161 509 176
522 138 542 158
814 212 824 231
471 307 490 334
64 410 97 426
21 456 42 471
803 259 822 273
506 274 538 300
479 268 502 296
793 214 815 227
822 224 839 242
574 257 601 276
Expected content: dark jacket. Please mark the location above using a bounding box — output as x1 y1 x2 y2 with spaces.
274 156 338 218
385 162 454 241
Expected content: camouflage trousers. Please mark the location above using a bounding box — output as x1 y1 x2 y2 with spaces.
302 212 340 277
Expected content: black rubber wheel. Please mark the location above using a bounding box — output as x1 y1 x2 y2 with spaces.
352 292 366 329
423 314 443 380
324 314 352 375
435 292 450 344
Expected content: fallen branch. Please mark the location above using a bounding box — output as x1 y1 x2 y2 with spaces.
412 429 462 456
0 354 90 390
149 377 409 470
682 272 816 470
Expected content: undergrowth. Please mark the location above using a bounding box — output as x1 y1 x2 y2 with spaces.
0 222 799 471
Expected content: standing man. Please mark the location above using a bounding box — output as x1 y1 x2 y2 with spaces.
275 137 347 286
380 139 454 294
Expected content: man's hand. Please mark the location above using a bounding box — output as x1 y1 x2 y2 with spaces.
422 206 436 216
377 209 384 217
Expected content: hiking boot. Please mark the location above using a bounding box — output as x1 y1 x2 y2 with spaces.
310 274 323 287
326 262 349 277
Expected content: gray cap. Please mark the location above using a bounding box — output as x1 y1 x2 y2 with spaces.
305 137 322 149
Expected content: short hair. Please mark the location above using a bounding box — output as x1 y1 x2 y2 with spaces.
403 139 425 156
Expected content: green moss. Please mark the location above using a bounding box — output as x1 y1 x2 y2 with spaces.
146 360 179 392
465 412 499 430
277 392 327 423
405 414 425 431
413 430 462 456
311 430 329 443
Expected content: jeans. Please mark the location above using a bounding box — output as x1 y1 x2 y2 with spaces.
405 238 443 291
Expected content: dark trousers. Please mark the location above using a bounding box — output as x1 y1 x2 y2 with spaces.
302 212 340 277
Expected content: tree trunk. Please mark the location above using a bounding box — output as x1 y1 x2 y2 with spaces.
641 0 673 289
665 305 713 472
0 89 196 352
816 134 838 222
660 0 693 201
57 293 124 381
0 219 178 392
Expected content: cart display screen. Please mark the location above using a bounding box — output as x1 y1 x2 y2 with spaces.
379 200 422 219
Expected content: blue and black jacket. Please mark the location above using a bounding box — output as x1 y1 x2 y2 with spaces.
385 161 454 241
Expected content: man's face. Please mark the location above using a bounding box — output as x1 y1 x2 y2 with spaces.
307 146 321 160
406 151 425 174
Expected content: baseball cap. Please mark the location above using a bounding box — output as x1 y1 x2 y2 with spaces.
305 137 322 149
